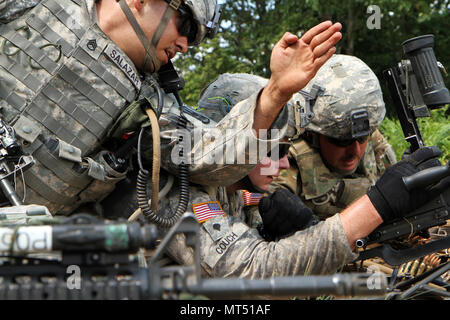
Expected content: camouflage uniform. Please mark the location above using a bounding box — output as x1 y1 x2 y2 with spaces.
0 1 289 215
272 54 397 219
273 130 395 219
161 73 356 278
162 183 357 278
0 0 41 23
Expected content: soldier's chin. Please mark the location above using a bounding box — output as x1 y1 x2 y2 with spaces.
335 165 358 176
333 160 359 176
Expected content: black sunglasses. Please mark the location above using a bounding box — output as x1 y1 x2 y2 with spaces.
267 143 291 160
326 135 369 147
176 5 198 45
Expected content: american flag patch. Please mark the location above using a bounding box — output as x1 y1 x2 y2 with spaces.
192 201 225 223
242 190 263 206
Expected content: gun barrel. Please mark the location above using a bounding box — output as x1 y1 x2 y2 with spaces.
0 223 159 253
187 273 387 299
403 164 450 191
355 238 368 248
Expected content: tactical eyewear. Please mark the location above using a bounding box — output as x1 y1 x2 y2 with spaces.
326 135 369 147
267 143 291 160
176 4 198 45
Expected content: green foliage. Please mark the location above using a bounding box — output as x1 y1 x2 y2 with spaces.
175 0 450 113
379 105 450 163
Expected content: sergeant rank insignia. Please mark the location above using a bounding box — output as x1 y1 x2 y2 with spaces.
192 201 225 223
242 191 263 206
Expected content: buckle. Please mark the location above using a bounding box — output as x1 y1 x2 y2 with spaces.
206 4 222 38
351 109 370 139
169 0 181 10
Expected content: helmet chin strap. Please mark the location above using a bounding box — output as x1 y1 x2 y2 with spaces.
116 0 180 73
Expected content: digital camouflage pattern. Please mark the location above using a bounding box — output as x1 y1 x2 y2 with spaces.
272 129 397 219
0 0 136 214
301 54 386 140
0 0 41 22
160 89 291 186
197 73 268 123
177 73 300 186
161 182 357 278
181 0 221 46
0 1 290 214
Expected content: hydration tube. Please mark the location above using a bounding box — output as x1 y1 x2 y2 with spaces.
134 83 189 228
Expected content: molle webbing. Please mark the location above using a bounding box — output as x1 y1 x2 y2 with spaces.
0 0 140 213
42 0 84 39
26 14 75 57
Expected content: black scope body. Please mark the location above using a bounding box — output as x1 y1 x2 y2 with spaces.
51 222 159 252
402 35 450 109
1 222 159 253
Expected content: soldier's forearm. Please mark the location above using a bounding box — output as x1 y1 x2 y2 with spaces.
199 215 357 278
253 80 292 135
339 194 383 249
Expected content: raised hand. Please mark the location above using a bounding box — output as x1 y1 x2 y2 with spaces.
253 21 342 134
266 21 342 104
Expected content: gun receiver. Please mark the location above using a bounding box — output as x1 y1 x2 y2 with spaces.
356 35 450 266
0 213 387 299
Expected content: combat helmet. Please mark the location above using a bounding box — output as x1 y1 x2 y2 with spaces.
300 54 386 140
175 0 222 45
197 73 268 123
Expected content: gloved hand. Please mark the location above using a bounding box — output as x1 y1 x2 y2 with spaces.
367 146 450 223
258 188 319 241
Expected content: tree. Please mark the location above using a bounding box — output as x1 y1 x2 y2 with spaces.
175 0 450 112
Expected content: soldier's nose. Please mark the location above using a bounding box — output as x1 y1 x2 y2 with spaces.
347 140 361 155
276 155 290 170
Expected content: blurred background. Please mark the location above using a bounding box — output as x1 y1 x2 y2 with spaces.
174 0 449 162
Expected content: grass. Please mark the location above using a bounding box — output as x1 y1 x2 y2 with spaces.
379 105 449 163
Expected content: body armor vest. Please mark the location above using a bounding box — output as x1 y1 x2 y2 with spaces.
291 134 384 219
0 0 142 214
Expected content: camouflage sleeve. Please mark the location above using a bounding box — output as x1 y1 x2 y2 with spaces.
160 90 291 186
164 186 358 279
371 129 397 173
0 0 41 23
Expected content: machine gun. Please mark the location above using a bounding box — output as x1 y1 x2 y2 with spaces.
0 212 388 300
355 35 450 272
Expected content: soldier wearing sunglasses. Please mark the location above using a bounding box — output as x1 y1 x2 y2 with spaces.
1 0 344 216
161 72 449 280
272 54 398 220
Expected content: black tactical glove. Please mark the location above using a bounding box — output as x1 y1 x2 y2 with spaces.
258 188 319 241
367 146 450 223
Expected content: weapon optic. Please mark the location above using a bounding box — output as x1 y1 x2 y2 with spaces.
355 35 450 274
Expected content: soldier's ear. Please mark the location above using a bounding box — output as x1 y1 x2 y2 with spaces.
132 0 144 11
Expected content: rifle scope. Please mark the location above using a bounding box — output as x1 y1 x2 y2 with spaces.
0 222 158 253
402 35 450 109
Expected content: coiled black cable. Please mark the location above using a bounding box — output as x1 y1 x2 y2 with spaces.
174 113 190 223
135 85 190 228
